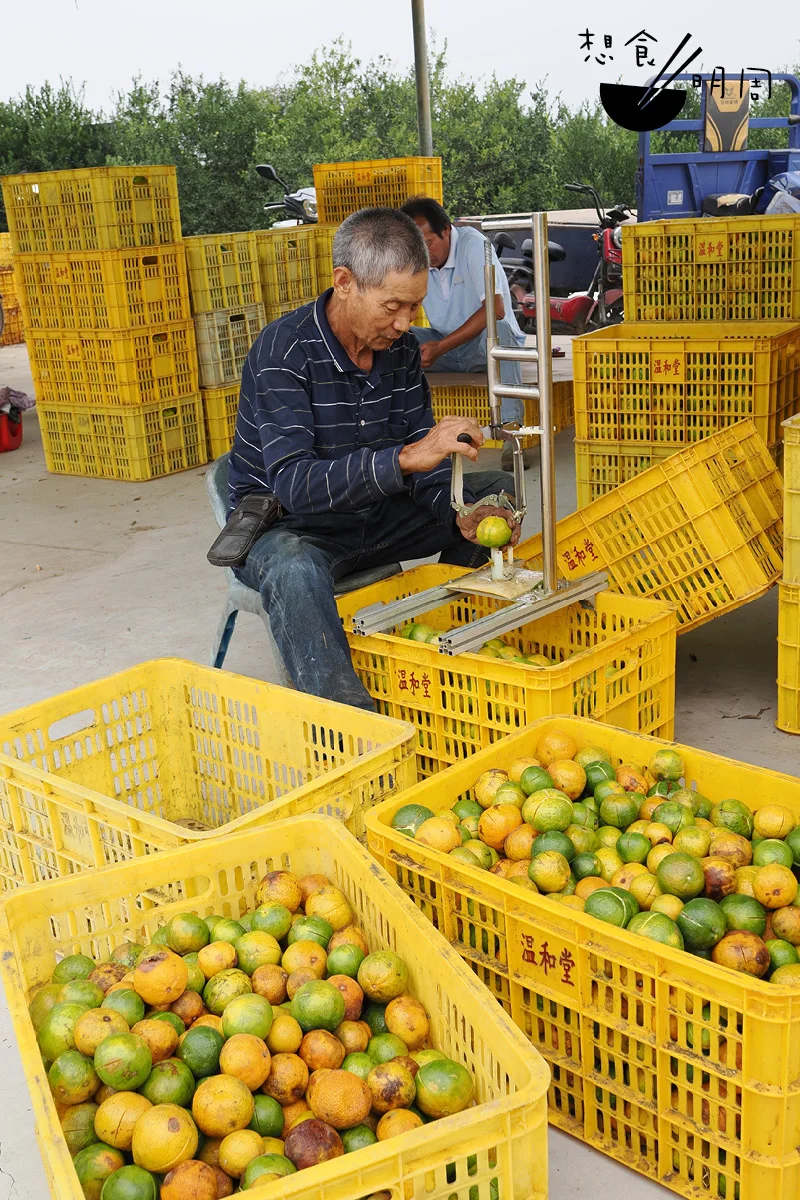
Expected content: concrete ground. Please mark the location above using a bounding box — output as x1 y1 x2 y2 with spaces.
0 337 797 1198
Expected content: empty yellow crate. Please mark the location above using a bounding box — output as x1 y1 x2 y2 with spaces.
254 225 318 307
575 439 680 505
183 231 262 312
0 815 549 1200
314 221 337 290
573 320 800 450
784 413 800 584
0 658 416 890
338 565 676 776
37 394 207 481
519 420 784 633
27 320 198 405
1 165 182 253
430 378 574 448
778 578 800 733
366 715 800 1200
622 215 800 321
314 156 443 224
194 303 265 387
15 245 191 331
202 382 240 458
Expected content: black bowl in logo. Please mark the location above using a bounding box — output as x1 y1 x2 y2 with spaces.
600 82 687 133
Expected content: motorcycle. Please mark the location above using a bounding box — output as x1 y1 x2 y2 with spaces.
256 164 318 226
492 231 567 353
518 183 633 335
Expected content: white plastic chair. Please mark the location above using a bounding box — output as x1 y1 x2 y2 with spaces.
205 453 400 681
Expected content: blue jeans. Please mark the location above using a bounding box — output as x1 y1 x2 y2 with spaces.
412 319 525 423
235 470 513 710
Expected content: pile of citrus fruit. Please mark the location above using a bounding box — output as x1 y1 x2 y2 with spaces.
392 728 800 986
399 624 552 666
31 871 475 1198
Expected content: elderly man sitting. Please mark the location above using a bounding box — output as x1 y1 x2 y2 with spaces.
227 207 517 710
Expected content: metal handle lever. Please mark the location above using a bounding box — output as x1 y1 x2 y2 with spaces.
450 433 473 513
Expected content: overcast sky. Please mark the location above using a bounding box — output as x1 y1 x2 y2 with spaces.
2 0 798 112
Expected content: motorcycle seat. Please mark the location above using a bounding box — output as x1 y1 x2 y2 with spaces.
520 238 566 262
702 193 756 217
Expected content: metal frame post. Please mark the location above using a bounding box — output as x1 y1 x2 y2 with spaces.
411 0 434 157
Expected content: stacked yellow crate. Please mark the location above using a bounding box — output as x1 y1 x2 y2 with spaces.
0 231 24 346
1 166 207 480
183 231 266 459
778 413 800 734
574 217 800 506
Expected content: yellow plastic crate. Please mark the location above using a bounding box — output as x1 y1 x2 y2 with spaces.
784 413 800 584
254 225 318 308
37 394 207 481
194 302 265 387
0 304 25 346
519 420 784 633
430 378 574 448
183 231 261 312
314 221 337 290
27 320 198 406
0 815 549 1200
0 230 13 269
0 659 416 890
14 245 191 331
575 439 681 505
1 165 182 254
314 156 443 224
338 565 676 776
366 715 800 1200
777 578 800 733
622 215 800 321
202 381 240 458
573 320 800 451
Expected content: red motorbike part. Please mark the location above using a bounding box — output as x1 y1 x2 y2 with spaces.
520 292 595 327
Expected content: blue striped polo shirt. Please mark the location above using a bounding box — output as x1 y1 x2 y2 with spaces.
228 289 473 527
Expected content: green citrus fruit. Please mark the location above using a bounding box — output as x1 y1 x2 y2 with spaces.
391 803 436 837
251 902 294 940
140 1058 196 1107
37 1002 90 1061
100 1163 159 1199
414 1058 474 1117
178 1025 224 1078
51 955 96 985
60 1101 99 1156
648 749 684 782
291 979 346 1032
235 931 283 974
572 852 603 881
596 826 621 849
522 790 574 832
28 984 64 1033
58 979 105 1009
150 1011 185 1037
570 802 599 830
769 963 800 986
531 830 575 862
656 853 705 900
342 1124 378 1152
342 1052 374 1080
616 832 652 864
203 968 252 1016
242 1154 297 1188
73 1143 126 1199
576 747 613 769
249 1093 285 1138
711 800 754 839
599 793 641 829
766 938 799 973
652 802 695 836
584 888 631 927
367 1033 408 1063
475 516 512 547
102 990 145 1026
325 944 366 978
209 918 245 945
94 1033 152 1090
594 780 626 803
166 914 210 956
753 839 794 869
627 911 684 949
677 898 727 950
48 1050 99 1105
783 827 800 867
719 893 767 936
527 850 571 892
357 951 408 1003
362 1002 388 1036
222 992 273 1039
519 767 554 796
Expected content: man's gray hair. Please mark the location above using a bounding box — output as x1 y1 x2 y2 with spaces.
332 207 429 289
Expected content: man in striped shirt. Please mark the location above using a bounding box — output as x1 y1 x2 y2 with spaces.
228 207 517 709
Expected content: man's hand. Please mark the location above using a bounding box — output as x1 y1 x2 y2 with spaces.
398 416 484 475
457 503 521 547
419 339 443 369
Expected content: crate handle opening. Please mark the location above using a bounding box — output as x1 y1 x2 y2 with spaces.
229 315 245 325
142 256 157 266
132 175 149 186
48 709 97 742
152 333 167 344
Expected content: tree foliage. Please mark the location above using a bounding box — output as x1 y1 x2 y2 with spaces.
0 48 798 234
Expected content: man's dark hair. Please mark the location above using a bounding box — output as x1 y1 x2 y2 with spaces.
400 195 451 236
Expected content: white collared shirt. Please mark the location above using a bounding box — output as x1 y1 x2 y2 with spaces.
421 224 524 341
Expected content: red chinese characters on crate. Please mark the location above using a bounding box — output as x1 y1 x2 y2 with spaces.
697 240 726 259
520 933 576 988
561 537 600 573
397 669 432 698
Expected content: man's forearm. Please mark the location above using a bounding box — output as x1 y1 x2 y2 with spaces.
435 305 488 355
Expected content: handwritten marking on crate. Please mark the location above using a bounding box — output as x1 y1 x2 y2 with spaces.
519 931 577 997
396 669 432 699
562 538 600 574
693 235 728 261
58 809 92 857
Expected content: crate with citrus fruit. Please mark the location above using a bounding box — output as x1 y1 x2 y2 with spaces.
1 816 549 1200
366 718 800 1200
